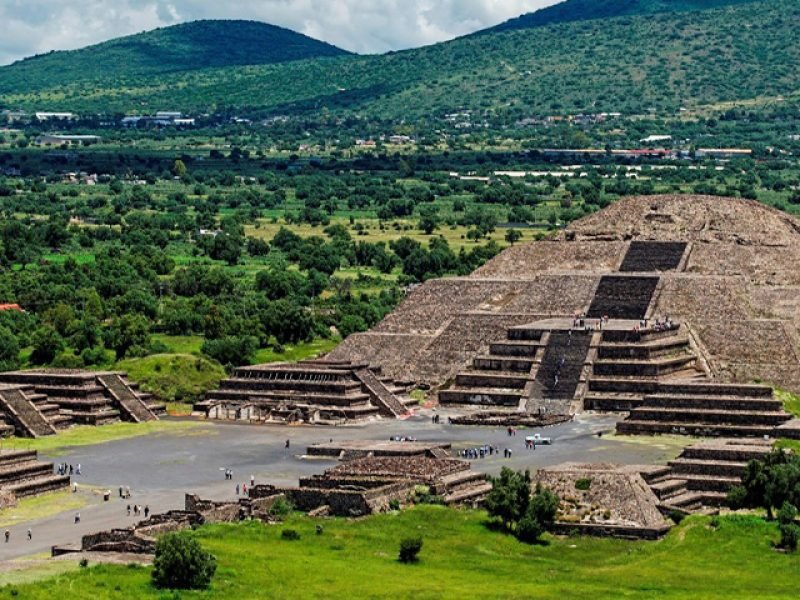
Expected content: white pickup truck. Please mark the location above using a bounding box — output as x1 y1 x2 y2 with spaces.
525 433 552 445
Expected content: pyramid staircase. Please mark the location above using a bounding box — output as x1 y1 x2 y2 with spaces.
97 374 157 423
643 439 773 514
0 384 61 438
619 241 688 273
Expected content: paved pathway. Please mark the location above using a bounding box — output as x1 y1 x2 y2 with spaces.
0 412 683 562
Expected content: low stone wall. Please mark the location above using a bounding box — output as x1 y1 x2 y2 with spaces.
549 521 670 540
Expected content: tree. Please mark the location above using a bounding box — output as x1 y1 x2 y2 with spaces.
516 484 559 544
0 326 19 371
485 467 531 531
104 314 150 359
417 205 440 235
30 326 65 365
201 336 258 368
152 532 216 590
172 159 187 178
779 502 799 552
505 229 522 245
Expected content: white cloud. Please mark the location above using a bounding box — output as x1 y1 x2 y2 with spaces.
0 0 559 65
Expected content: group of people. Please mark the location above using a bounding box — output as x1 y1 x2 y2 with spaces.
56 463 80 476
4 529 32 543
126 504 149 518
117 486 132 499
459 445 500 460
233 473 257 497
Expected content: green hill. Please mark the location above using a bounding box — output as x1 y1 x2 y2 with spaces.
0 0 796 120
0 20 349 93
487 0 760 33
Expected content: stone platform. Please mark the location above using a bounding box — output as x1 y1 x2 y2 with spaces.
199 360 415 425
0 369 164 434
306 440 451 460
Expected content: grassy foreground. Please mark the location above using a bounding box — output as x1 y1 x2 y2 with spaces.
0 490 86 529
2 506 799 599
0 420 207 455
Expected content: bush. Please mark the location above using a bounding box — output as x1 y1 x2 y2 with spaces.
399 537 423 563
517 484 559 544
668 509 686 525
575 478 592 491
281 529 300 541
152 532 216 590
778 502 799 552
268 496 293 518
389 499 401 511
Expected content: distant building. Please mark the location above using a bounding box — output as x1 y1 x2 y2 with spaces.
695 148 752 159
35 134 101 146
0 304 24 312
640 135 673 144
35 112 76 121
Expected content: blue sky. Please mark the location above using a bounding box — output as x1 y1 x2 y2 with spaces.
0 0 559 65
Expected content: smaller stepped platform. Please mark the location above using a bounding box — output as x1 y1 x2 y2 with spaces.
0 369 164 428
644 439 773 514
616 383 792 438
201 360 413 425
306 440 452 460
0 449 70 500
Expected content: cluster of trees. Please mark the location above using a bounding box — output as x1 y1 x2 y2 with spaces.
484 468 559 544
728 449 800 551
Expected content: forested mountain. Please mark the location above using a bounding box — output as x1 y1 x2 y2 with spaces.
0 20 349 91
486 0 759 33
0 0 795 120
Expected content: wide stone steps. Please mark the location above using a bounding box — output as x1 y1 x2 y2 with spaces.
593 355 696 377
208 389 373 407
667 458 748 478
598 337 692 359
221 378 363 394
584 393 643 411
681 444 772 463
618 419 775 437
438 388 522 407
643 394 784 411
488 341 542 357
0 460 54 485
0 388 57 437
628 407 789 426
533 332 592 400
97 374 157 423
649 478 688 500
6 474 71 498
354 368 410 418
681 473 742 493
455 371 530 390
443 482 492 505
473 356 535 372
0 450 37 467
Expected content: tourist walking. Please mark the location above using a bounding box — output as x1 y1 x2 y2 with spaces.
4 530 9 543
144 505 150 518
27 528 32 541
127 504 131 516
74 512 80 524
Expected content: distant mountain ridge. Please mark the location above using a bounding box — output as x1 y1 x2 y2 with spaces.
1 20 349 91
0 0 795 121
487 0 760 32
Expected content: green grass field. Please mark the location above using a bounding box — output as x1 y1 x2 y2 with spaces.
0 421 207 455
2 507 798 599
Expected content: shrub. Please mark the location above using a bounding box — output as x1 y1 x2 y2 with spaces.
778 502 799 552
575 478 592 491
281 529 300 541
668 509 686 525
399 537 423 563
389 499 401 511
517 484 559 544
152 532 216 590
268 496 293 518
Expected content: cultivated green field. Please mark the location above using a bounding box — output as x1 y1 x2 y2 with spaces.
2 506 797 599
